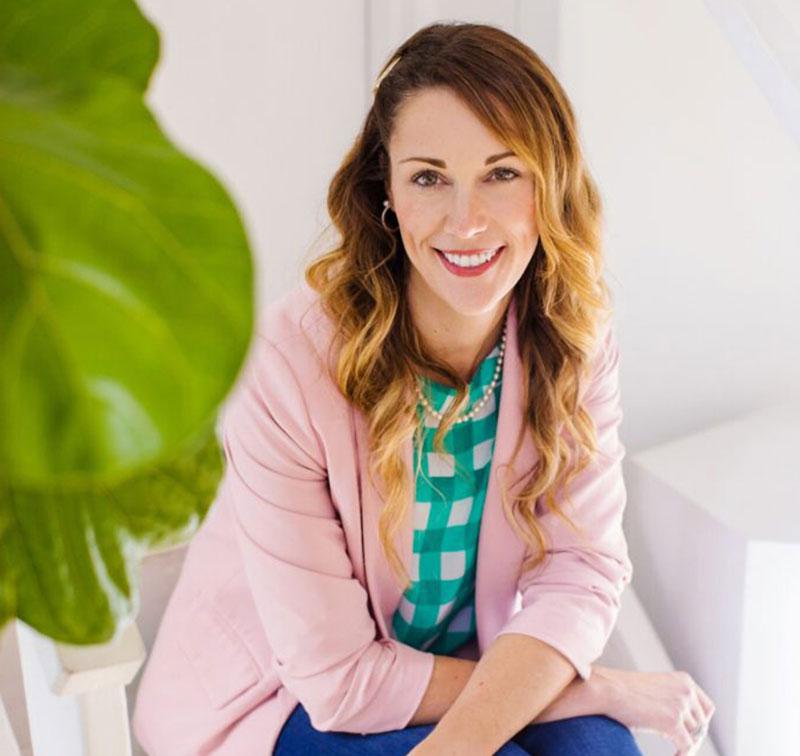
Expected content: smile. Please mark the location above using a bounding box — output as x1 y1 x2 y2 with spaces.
434 246 505 277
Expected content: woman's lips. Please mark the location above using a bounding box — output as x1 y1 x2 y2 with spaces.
434 245 505 277
437 247 501 255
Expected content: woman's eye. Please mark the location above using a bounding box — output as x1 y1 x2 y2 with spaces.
411 167 519 188
491 167 519 182
411 170 441 187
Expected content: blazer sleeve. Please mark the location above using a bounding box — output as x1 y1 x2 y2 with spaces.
221 333 435 733
493 322 633 681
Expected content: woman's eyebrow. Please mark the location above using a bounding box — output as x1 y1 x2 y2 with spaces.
399 150 516 168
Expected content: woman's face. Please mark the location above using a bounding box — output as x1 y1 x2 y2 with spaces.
387 86 538 319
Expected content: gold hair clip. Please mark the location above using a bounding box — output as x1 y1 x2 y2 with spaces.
372 55 401 96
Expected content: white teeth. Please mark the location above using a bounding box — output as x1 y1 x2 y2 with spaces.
441 247 500 267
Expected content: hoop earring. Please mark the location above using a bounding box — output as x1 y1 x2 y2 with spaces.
381 199 399 232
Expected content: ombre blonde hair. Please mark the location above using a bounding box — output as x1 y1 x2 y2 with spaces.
305 22 613 593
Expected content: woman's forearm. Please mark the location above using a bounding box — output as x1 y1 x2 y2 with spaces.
409 645 612 731
424 634 577 752
529 664 610 723
408 654 477 726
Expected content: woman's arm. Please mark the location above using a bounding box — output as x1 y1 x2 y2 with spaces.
410 645 611 729
224 335 435 733
408 634 610 751
412 652 718 756
417 633 575 752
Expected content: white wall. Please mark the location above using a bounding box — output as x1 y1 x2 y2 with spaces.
556 0 800 450
138 0 367 308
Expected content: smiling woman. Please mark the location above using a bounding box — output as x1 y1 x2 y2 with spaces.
132 19 714 756
388 89 538 369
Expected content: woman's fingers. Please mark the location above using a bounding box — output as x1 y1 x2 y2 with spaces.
598 666 716 756
675 716 705 756
682 705 700 732
672 676 712 756
696 684 716 718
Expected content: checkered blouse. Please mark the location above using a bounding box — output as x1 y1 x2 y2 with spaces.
390 337 503 655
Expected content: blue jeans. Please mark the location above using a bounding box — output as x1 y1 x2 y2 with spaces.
274 701 642 755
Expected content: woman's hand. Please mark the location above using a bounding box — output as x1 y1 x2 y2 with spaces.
593 665 716 756
408 663 715 756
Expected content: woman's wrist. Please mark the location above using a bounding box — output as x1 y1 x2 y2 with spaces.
410 664 625 754
529 664 618 724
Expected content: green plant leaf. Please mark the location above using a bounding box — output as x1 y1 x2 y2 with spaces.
2 425 224 642
0 0 255 642
0 0 159 90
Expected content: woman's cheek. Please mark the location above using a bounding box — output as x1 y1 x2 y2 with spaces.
403 199 438 230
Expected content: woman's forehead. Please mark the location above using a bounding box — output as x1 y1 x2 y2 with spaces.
389 89 512 165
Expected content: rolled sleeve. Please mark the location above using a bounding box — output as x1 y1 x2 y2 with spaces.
493 323 633 681
224 334 434 732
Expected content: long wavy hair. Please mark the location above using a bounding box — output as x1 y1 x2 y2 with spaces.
305 21 612 593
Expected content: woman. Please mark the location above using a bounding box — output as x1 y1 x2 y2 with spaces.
133 21 715 756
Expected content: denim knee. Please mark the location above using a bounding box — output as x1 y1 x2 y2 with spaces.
512 714 642 756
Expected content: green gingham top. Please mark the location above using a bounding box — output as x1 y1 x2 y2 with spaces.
390 336 503 655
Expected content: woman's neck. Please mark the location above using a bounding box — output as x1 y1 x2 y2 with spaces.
408 287 512 386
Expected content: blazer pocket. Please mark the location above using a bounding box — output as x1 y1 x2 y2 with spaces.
177 602 261 710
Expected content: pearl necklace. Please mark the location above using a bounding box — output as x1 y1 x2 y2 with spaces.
415 314 509 425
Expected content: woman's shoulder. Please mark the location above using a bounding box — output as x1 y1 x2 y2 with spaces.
256 279 332 350
242 279 344 405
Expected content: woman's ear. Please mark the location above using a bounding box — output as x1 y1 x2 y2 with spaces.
382 182 393 207
379 149 392 204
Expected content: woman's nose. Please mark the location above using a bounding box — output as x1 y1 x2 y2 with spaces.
442 190 488 239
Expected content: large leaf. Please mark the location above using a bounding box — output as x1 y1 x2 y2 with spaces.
2 425 224 642
0 0 255 642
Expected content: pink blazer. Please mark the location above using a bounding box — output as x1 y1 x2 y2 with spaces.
132 280 632 755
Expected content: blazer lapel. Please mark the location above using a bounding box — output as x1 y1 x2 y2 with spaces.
356 293 538 648
474 294 539 653
354 404 415 640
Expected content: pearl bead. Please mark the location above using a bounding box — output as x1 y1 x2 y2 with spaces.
415 314 509 425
